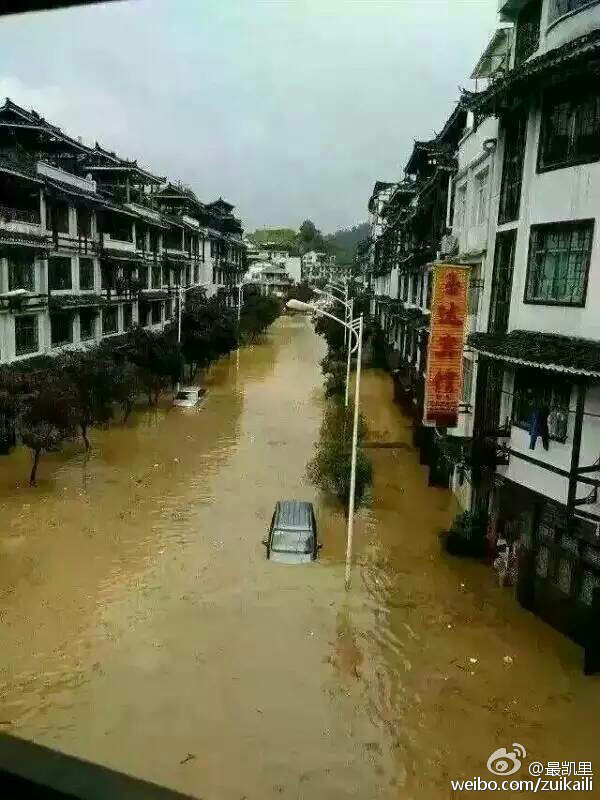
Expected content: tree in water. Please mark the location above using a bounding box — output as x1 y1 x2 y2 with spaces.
20 378 77 485
306 401 372 514
238 287 281 342
58 351 116 450
124 327 183 406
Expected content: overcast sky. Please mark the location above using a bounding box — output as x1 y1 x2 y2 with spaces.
1 0 496 233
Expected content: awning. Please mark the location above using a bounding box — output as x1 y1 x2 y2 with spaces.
468 330 600 379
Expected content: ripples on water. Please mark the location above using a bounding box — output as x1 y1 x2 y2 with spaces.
0 317 599 799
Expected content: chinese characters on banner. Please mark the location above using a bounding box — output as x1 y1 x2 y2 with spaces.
423 264 469 428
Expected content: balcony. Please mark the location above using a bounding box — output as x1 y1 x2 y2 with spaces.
0 205 40 226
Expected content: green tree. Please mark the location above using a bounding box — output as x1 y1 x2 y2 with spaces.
124 327 183 406
306 401 372 514
239 288 281 341
58 351 116 450
20 377 78 485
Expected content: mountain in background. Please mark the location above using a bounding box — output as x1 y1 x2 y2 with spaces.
325 222 369 267
247 220 368 269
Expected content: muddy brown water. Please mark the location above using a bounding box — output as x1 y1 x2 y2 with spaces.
0 315 598 799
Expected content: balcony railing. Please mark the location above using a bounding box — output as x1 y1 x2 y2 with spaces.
0 205 40 225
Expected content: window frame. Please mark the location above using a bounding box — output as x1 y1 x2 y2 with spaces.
524 219 594 307
453 183 467 231
79 308 97 341
8 256 35 292
548 0 600 25
101 305 119 335
14 314 39 356
79 257 95 291
48 257 73 291
537 82 600 173
473 168 489 227
50 312 74 347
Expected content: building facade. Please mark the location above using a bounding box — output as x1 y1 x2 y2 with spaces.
0 99 246 366
364 0 600 652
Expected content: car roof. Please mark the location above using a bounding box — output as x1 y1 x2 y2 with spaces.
274 501 314 531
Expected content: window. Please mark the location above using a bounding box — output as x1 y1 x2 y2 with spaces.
50 201 69 234
201 237 206 262
538 84 600 172
473 169 489 227
164 228 182 250
549 0 598 23
165 299 173 319
410 273 418 304
102 305 118 335
149 229 159 253
525 220 593 306
106 213 133 242
498 113 527 224
193 264 199 284
514 0 541 67
49 257 72 291
512 369 571 442
185 266 191 287
100 263 115 291
461 358 474 405
14 315 38 355
8 257 34 291
136 225 147 251
50 313 73 346
151 302 162 325
79 258 94 291
79 309 96 340
123 303 133 330
210 239 216 258
138 265 149 289
151 265 161 288
77 208 92 238
454 184 467 230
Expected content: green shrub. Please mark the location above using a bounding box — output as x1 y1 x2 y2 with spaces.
306 402 372 514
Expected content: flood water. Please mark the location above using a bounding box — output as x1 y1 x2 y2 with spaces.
0 315 598 799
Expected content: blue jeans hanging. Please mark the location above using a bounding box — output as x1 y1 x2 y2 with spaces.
529 410 549 451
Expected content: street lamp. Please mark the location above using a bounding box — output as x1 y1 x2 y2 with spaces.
286 298 364 591
312 286 354 408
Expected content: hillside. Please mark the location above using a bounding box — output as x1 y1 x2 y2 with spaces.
325 222 369 266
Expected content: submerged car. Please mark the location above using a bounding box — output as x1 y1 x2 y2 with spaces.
263 500 320 564
173 386 207 408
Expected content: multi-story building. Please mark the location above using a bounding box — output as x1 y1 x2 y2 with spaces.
464 0 600 645
246 243 297 296
0 99 246 365
365 0 600 652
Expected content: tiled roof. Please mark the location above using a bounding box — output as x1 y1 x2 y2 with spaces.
468 330 600 378
464 29 600 115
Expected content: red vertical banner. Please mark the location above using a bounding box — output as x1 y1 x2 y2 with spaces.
423 264 469 428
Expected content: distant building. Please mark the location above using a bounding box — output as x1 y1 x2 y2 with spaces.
300 250 336 284
245 239 295 297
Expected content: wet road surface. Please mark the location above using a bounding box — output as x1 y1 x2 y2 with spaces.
0 315 599 799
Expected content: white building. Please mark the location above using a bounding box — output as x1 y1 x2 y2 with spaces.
463 0 600 646
246 244 295 296
0 100 246 365
300 250 336 284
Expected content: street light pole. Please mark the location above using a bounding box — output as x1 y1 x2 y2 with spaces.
312 285 352 408
286 299 363 591
345 313 363 591
344 298 354 408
